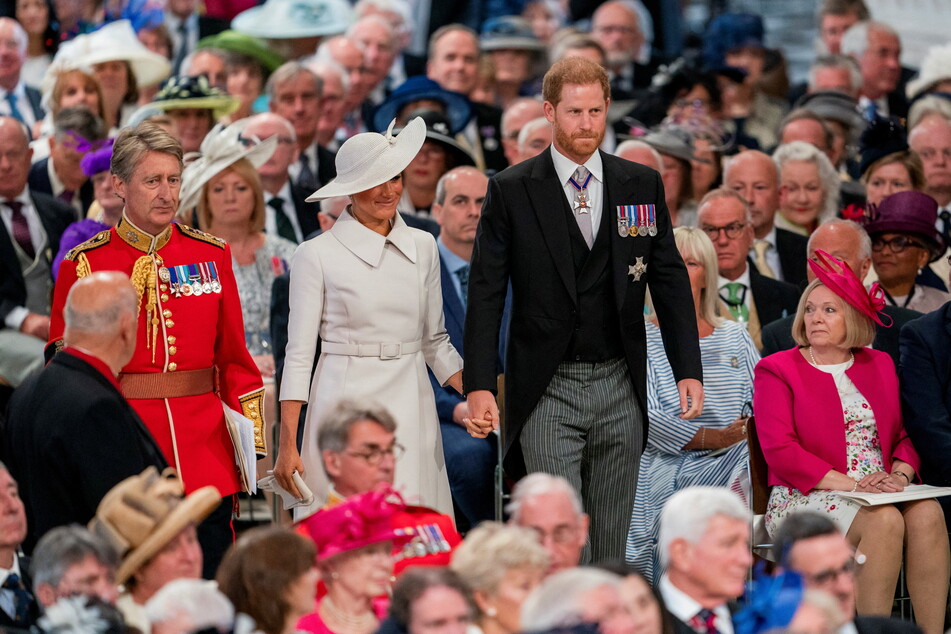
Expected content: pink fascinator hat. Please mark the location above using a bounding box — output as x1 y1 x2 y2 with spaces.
297 486 409 560
807 249 893 328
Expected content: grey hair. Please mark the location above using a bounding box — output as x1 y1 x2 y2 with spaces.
808 54 862 94
772 140 841 225
182 48 227 76
303 58 351 96
616 140 664 174
840 21 898 59
53 107 107 143
450 522 549 597
697 187 754 224
657 486 748 569
521 568 622 630
265 62 323 101
354 0 412 30
243 112 297 142
316 399 398 455
346 14 397 49
31 525 119 592
0 18 28 56
516 117 550 154
506 472 584 523
807 218 872 259
64 275 138 335
773 511 838 568
314 37 351 66
908 95 951 131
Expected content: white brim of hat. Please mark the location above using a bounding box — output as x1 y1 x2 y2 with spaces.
66 21 171 88
231 0 353 39
178 124 280 213
306 117 427 202
115 486 220 585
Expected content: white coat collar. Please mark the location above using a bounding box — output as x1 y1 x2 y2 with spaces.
330 205 417 267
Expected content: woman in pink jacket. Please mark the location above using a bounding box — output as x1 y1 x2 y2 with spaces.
753 250 948 634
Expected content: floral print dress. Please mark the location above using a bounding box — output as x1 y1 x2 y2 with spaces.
765 358 884 536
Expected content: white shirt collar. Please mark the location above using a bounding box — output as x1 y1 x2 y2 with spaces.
0 555 22 583
762 224 777 248
330 205 417 267
659 575 733 634
550 144 603 186
719 265 751 289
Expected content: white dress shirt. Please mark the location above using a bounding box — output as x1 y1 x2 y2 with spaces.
0 82 36 129
0 556 23 620
660 575 734 634
264 181 304 243
550 144 604 236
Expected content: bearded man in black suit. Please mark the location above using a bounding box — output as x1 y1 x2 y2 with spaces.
464 56 703 562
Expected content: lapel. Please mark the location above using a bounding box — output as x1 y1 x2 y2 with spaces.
330 207 417 267
527 151 576 301
438 256 465 349
605 153 637 311
0 215 23 286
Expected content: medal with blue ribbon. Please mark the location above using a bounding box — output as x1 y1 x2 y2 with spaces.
568 170 593 213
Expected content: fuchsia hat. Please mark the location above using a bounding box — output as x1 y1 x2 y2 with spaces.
298 487 409 561
808 249 892 328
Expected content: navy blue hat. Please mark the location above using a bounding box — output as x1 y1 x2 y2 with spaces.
371 76 472 136
702 12 765 70
480 16 545 52
858 115 908 177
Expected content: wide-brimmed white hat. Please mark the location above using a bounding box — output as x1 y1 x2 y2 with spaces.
232 0 353 39
306 117 426 202
178 121 278 214
42 20 171 98
907 41 951 100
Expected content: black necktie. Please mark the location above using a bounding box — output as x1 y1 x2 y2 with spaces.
172 22 189 75
297 153 317 193
456 264 469 306
3 573 32 625
268 197 297 243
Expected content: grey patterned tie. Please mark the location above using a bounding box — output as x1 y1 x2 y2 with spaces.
571 166 594 249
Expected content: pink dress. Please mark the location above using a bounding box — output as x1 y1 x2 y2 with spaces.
297 597 389 633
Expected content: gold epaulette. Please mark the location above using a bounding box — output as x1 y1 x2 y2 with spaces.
64 230 111 261
177 224 226 248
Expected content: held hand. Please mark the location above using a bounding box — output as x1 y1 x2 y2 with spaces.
678 379 704 419
273 446 305 499
452 401 468 426
464 389 499 438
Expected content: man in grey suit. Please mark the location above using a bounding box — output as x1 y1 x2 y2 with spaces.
464 56 703 561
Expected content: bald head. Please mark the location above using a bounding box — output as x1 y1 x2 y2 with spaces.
502 98 545 165
616 140 663 173
806 218 871 281
64 272 139 370
724 150 779 238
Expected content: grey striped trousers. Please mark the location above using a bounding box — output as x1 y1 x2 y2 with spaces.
521 357 643 563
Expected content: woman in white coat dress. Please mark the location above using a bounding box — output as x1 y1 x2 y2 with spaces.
275 117 465 519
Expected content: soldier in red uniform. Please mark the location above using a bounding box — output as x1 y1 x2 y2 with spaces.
48 122 266 576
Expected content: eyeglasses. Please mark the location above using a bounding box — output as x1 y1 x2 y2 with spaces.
345 442 406 465
530 523 580 545
701 222 747 240
871 235 926 254
803 557 858 586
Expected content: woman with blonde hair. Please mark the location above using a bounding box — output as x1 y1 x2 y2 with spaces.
626 224 758 581
450 522 548 634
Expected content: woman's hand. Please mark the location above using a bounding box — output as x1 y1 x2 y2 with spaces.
857 470 905 493
252 354 276 379
717 416 749 448
273 445 305 499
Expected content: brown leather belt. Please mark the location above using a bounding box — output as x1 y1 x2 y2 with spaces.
118 368 215 399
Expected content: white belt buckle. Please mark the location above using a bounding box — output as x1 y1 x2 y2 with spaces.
380 343 401 359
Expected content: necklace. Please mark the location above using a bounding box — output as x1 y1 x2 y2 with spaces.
808 346 854 367
321 595 378 633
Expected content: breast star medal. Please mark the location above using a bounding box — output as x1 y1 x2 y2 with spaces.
629 257 647 281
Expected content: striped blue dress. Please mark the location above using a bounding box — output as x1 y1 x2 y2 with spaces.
625 319 758 582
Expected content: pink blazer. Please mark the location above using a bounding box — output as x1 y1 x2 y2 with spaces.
753 347 920 493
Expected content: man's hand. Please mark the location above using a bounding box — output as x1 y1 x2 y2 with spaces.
452 401 468 426
20 312 49 340
677 378 704 419
464 389 498 438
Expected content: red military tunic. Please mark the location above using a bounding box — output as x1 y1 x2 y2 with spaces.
49 216 266 497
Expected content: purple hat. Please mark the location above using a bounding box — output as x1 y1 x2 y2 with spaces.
864 191 946 261
80 138 115 178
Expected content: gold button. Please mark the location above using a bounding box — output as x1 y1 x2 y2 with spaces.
168 335 177 344
165 319 174 328
159 284 168 291
161 294 169 302
168 362 177 371
162 309 172 318
169 346 177 355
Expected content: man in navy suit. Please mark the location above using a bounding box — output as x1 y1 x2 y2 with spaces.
0 19 43 131
429 166 499 528
0 465 38 630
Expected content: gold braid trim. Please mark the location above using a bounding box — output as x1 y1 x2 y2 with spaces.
239 388 267 456
75 252 91 279
130 255 160 364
